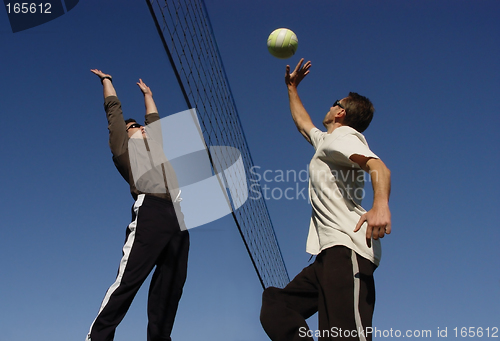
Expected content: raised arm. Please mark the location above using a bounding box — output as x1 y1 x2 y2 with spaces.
91 69 128 156
137 79 158 116
286 58 316 143
91 69 117 98
351 155 392 247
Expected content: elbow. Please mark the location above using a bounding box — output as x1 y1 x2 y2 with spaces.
385 164 391 177
367 158 390 179
379 161 391 180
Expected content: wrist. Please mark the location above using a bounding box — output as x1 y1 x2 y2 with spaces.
101 76 112 84
373 199 389 209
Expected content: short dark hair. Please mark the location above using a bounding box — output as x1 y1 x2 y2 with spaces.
342 92 374 133
125 118 137 125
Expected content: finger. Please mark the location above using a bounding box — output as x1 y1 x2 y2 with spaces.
370 225 378 240
294 58 304 72
378 226 386 239
370 225 387 240
354 214 366 232
301 62 311 77
365 225 373 247
385 222 392 235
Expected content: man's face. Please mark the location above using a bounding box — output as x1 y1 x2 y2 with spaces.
126 122 145 138
323 97 346 127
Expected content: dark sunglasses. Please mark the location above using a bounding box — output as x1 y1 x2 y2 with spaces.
333 99 345 109
126 123 142 131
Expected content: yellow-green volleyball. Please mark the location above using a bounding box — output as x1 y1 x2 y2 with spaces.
267 28 298 59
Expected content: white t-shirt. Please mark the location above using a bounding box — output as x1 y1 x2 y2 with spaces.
307 126 382 265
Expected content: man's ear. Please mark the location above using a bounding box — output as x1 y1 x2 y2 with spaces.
335 109 346 123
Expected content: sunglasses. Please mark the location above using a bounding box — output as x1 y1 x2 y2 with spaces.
126 123 142 131
333 99 345 109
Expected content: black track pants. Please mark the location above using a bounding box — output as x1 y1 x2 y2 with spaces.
86 194 189 341
260 246 376 341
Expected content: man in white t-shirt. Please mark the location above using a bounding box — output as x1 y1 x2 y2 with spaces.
260 59 392 341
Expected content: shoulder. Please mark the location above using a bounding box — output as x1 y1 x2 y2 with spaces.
309 127 327 148
327 126 378 161
330 126 369 146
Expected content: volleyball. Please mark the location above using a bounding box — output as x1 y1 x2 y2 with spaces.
267 28 298 59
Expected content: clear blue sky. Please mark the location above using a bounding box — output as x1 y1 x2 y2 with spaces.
1 1 499 340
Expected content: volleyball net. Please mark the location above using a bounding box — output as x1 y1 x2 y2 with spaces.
145 0 289 289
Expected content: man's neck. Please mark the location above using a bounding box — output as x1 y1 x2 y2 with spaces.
326 122 344 134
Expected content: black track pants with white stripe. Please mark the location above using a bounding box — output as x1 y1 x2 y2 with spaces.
86 194 189 341
260 246 376 341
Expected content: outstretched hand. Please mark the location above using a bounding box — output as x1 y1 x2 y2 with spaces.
285 58 311 88
137 78 153 96
90 69 112 80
